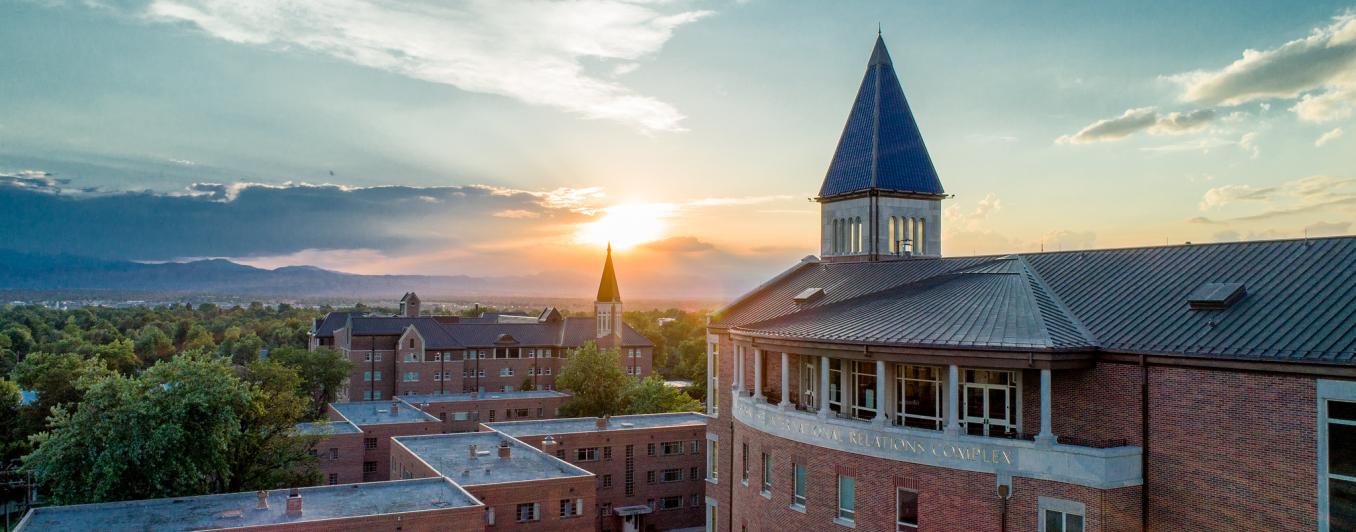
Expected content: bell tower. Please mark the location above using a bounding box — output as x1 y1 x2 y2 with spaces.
595 244 623 341
818 34 946 261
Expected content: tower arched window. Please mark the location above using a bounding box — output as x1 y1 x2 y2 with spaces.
918 218 926 255
888 217 896 253
855 217 863 253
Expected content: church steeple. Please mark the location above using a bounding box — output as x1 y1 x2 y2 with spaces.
595 244 623 340
596 243 621 303
817 35 946 261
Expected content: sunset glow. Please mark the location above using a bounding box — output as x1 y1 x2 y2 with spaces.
574 203 672 249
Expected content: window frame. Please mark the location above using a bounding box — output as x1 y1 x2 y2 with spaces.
1319 380 1356 531
791 462 807 509
896 488 919 531
836 474 856 526
1037 497 1085 532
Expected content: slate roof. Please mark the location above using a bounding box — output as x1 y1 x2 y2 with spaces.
312 311 368 339
350 317 463 349
818 35 944 199
328 314 652 349
716 237 1356 364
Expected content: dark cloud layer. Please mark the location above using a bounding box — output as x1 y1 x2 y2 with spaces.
0 176 584 261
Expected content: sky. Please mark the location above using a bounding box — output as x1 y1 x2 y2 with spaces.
2 0 1355 300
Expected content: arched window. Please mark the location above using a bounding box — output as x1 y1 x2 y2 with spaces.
850 218 858 253
855 217 863 253
831 219 838 254
888 217 896 253
918 218 926 255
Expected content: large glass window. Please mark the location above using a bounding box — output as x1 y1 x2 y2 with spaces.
897 365 943 430
837 475 856 522
963 369 1018 437
1043 509 1083 532
1328 400 1356 530
707 439 719 482
850 361 877 420
800 359 819 409
761 452 772 494
792 463 807 508
897 489 918 530
829 359 843 412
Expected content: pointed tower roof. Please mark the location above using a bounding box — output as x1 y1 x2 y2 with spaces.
818 35 944 199
596 244 622 303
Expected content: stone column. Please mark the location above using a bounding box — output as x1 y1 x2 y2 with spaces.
818 356 831 418
1035 368 1056 446
946 364 961 436
872 359 888 425
779 352 791 409
753 349 764 401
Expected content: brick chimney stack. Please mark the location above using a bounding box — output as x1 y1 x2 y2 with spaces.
498 441 512 459
285 488 303 517
596 416 609 430
255 490 269 511
390 401 399 415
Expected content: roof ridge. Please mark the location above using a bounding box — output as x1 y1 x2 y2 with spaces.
1015 255 1099 349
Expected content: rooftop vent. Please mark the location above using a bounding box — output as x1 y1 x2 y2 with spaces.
255 490 269 511
542 435 559 448
218 509 243 520
390 401 400 415
596 416 609 430
1187 282 1246 310
793 287 825 304
498 441 512 459
619 422 634 428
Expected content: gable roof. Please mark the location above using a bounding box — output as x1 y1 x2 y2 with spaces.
818 36 944 199
719 237 1356 364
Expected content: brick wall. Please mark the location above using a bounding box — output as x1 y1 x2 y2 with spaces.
1145 365 1316 531
309 432 363 486
511 425 707 531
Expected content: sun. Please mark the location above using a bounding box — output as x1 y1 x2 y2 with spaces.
574 203 671 249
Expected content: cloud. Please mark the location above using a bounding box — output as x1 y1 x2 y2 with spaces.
1317 127 1346 146
1198 175 1356 221
134 0 712 132
1169 12 1356 107
1041 230 1097 251
493 209 541 219
640 236 716 254
0 176 602 262
1305 220 1353 237
1291 89 1356 122
943 193 1002 231
1057 107 1216 144
1199 184 1279 210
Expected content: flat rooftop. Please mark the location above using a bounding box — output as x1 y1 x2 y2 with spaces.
485 412 708 437
16 478 480 531
330 400 439 426
395 432 592 486
293 420 361 436
400 390 570 404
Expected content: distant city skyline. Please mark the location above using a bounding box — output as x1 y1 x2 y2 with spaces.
2 1 1354 299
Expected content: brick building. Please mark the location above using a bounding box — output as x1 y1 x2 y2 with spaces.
702 35 1356 532
486 413 709 532
311 246 653 401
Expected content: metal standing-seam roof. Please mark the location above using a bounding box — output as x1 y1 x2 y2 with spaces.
818 35 945 199
741 256 1093 350
720 237 1356 364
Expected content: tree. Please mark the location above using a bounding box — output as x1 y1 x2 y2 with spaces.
268 347 352 420
90 338 139 375
11 351 109 436
23 354 317 504
181 324 216 352
0 379 25 462
520 377 536 391
624 375 703 414
134 325 174 364
229 360 318 492
225 333 265 366
556 342 630 417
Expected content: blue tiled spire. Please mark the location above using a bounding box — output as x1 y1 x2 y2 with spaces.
818 36 944 199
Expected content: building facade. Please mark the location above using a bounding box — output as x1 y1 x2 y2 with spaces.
703 35 1356 532
311 247 653 401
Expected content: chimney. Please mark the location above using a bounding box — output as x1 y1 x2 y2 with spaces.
255 490 269 511
285 488 302 517
595 416 609 430
390 401 399 415
469 444 479 457
498 441 512 459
